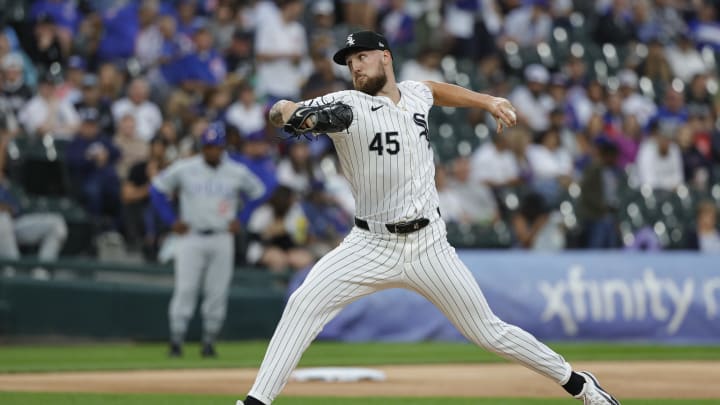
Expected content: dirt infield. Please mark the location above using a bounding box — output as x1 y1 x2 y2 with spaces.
0 361 718 399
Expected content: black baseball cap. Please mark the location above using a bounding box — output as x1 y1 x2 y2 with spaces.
333 31 391 65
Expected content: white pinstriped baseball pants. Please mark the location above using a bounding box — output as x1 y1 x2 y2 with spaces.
248 218 572 404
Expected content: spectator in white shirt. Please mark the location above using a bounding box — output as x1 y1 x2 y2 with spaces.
226 84 266 136
277 141 318 194
443 1 477 59
114 114 149 179
617 69 657 128
111 78 163 142
665 32 709 83
134 0 162 70
240 0 281 32
636 120 684 191
527 128 573 179
500 0 552 47
18 73 80 140
687 201 720 252
526 128 574 202
509 64 555 132
446 156 498 225
470 133 521 188
435 163 466 224
254 0 309 101
399 48 444 83
564 57 596 130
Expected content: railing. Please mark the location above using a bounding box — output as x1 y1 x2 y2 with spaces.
0 257 292 289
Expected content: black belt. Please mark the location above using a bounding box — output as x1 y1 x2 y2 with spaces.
197 229 220 235
355 208 440 234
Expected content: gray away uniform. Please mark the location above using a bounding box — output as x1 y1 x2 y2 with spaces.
152 154 264 344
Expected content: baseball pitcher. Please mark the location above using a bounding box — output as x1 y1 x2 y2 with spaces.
237 32 620 405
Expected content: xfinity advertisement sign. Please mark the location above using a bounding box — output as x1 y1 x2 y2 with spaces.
295 252 720 343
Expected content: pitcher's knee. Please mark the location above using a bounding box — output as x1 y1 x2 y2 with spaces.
285 288 327 319
286 289 310 312
470 318 516 349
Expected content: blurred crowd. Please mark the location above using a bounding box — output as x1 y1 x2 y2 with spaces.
1 0 720 267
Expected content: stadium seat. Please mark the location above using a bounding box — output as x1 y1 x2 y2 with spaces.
20 159 70 196
431 137 459 163
445 222 477 248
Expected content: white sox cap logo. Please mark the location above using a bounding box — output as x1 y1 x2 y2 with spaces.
346 34 355 46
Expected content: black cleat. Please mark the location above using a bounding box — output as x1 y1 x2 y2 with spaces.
168 342 183 358
201 342 217 358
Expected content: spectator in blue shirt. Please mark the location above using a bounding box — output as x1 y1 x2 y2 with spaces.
97 2 139 63
173 23 227 94
65 115 122 229
174 0 204 50
379 0 415 49
157 14 187 68
30 0 80 34
300 180 351 257
74 74 114 137
230 129 278 224
146 13 188 102
688 1 720 51
648 86 689 131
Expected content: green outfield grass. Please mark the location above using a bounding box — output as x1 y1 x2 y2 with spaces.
0 392 716 405
0 341 718 373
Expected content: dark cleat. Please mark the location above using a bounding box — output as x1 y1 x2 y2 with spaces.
201 342 217 358
168 342 182 358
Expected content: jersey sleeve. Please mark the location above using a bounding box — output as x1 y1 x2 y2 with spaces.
298 90 352 108
151 160 184 194
401 80 434 109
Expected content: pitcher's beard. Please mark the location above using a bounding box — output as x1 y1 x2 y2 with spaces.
354 72 387 96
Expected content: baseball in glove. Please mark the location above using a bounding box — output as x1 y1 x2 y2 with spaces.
283 102 353 137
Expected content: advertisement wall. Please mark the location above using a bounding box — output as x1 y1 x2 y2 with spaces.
287 252 720 343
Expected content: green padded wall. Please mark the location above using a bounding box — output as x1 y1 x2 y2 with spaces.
0 277 284 341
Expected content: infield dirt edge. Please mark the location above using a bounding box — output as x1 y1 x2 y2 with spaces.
0 361 717 399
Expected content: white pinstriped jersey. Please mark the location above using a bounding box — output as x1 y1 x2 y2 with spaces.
304 80 438 223
247 79 579 405
248 81 576 405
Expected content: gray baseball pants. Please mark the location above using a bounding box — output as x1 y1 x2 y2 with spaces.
0 212 68 261
169 232 234 344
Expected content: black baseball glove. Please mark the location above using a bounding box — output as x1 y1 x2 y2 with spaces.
283 102 353 137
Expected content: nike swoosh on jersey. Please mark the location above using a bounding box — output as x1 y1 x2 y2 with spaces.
371 105 384 111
